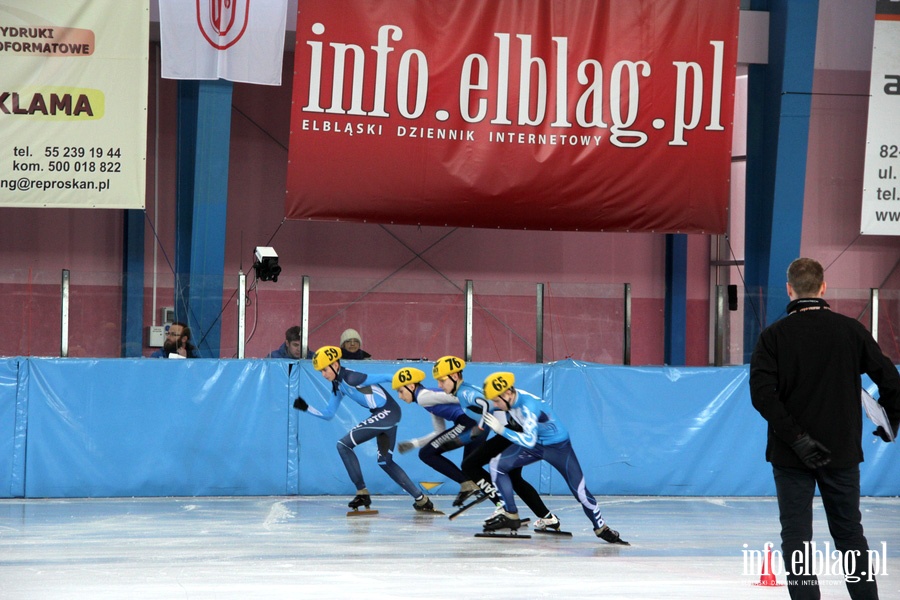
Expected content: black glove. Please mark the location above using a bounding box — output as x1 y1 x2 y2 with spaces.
873 422 897 443
292 397 308 412
790 434 832 469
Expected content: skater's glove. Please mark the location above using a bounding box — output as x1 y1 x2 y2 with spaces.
873 420 898 443
790 433 831 469
397 440 415 454
292 396 308 411
482 412 505 434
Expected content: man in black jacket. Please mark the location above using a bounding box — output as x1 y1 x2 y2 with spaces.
750 257 900 600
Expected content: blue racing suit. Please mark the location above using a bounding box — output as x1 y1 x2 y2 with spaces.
494 388 607 530
409 386 484 484
304 366 421 498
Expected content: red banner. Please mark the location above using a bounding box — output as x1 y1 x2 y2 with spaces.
286 0 739 233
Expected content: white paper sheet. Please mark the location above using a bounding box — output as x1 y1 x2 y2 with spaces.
862 389 895 442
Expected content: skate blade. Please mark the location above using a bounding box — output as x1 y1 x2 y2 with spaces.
534 529 573 537
453 491 479 507
599 536 630 545
447 493 490 520
346 509 379 517
475 531 531 539
413 509 445 516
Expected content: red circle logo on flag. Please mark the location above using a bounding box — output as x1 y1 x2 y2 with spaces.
196 0 250 50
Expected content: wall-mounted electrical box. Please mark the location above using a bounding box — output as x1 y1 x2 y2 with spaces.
148 326 166 347
148 307 175 347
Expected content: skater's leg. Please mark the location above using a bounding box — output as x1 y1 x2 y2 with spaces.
461 431 486 464
543 440 604 529
338 405 399 493
336 434 366 491
376 429 423 499
482 446 541 531
418 423 468 483
493 445 532 514
509 467 551 519
539 440 626 543
461 435 509 503
451 434 486 505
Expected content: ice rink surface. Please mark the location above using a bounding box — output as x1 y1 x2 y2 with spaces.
2 495 899 599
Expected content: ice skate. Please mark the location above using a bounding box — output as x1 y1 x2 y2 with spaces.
484 501 504 521
453 481 479 507
595 524 629 545
475 510 531 539
533 513 559 531
412 495 444 515
346 491 378 516
483 509 520 531
448 491 490 520
533 513 573 537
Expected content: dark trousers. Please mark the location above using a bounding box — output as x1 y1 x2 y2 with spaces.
773 465 879 600
418 417 484 484
461 435 550 519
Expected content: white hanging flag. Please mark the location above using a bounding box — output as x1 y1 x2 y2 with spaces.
159 0 288 86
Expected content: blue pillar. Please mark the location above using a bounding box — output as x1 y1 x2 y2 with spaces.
175 79 233 357
121 210 144 357
664 234 687 365
744 0 819 360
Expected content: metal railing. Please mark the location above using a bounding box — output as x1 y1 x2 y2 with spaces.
32 270 900 365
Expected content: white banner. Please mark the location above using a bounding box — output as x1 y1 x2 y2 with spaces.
160 0 288 86
861 7 900 235
0 0 148 209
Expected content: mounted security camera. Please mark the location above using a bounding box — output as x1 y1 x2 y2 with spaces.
253 246 282 282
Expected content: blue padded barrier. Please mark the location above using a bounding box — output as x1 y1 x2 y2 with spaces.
25 359 291 497
2 358 897 498
547 362 771 496
0 358 22 497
